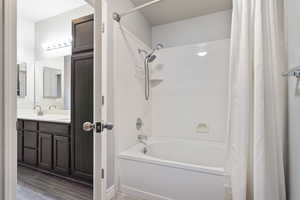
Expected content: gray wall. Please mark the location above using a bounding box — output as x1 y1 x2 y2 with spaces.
287 0 300 199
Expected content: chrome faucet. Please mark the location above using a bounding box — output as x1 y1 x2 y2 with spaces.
34 105 44 116
138 134 148 146
138 134 149 154
48 105 57 110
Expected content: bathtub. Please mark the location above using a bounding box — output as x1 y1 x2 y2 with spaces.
118 137 229 200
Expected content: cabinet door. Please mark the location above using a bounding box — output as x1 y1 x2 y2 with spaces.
24 148 37 165
17 131 23 162
71 52 94 181
38 133 53 170
72 15 94 53
53 136 70 175
24 131 37 148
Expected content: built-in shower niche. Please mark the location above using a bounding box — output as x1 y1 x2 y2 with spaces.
150 63 164 87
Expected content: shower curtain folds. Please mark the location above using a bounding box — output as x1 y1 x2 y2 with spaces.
227 0 288 200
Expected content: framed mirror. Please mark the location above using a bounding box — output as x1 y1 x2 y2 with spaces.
43 67 62 98
17 63 27 98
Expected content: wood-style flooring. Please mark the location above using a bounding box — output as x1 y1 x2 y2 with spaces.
17 166 93 200
17 166 144 200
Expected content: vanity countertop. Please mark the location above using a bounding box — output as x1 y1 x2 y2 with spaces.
18 114 71 124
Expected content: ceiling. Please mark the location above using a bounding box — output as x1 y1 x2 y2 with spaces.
130 0 232 26
18 0 88 22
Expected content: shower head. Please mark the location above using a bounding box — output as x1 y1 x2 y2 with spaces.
155 43 164 50
147 54 157 63
146 43 164 61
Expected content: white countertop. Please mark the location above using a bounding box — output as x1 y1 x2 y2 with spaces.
18 114 71 124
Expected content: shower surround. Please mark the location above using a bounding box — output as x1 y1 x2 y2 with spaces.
113 24 230 199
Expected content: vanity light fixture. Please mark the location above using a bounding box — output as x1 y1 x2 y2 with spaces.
197 51 208 57
42 37 72 51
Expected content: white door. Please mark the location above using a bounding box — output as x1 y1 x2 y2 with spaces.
82 0 111 200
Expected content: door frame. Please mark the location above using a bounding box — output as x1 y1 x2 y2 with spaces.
3 0 17 199
2 0 107 199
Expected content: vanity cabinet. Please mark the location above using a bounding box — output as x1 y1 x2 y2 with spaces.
18 119 72 178
71 15 94 183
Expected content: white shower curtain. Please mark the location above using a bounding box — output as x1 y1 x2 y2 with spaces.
227 0 288 200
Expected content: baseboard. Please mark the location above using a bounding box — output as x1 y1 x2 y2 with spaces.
121 185 173 200
106 185 116 200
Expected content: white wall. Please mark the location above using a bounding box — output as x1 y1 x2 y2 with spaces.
17 17 35 110
113 26 152 153
152 10 232 48
287 0 300 199
35 4 94 61
151 39 230 142
110 0 152 46
105 0 152 189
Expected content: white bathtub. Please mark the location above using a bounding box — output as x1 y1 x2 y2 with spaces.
118 138 228 200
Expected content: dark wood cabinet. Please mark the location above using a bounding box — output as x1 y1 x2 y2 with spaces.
72 14 94 54
24 131 38 148
18 120 72 180
39 133 53 170
17 131 23 162
23 148 37 165
71 15 94 183
54 136 70 175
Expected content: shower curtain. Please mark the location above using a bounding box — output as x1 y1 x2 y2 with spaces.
227 0 288 200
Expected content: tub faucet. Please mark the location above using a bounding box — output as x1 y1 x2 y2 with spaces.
138 134 149 146
138 134 149 154
138 134 148 141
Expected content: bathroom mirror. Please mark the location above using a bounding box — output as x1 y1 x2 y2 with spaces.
34 56 71 110
43 67 62 98
17 63 27 98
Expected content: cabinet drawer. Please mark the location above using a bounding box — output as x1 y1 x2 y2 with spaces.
24 148 37 165
24 121 38 131
39 122 70 136
24 131 37 148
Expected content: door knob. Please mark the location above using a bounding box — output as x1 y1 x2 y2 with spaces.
83 121 114 133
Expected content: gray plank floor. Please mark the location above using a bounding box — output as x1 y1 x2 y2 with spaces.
17 166 93 200
17 166 144 200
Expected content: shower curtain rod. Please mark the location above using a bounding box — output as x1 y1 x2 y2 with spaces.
113 0 162 22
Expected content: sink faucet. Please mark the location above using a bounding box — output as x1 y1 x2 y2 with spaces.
48 105 57 110
34 105 44 116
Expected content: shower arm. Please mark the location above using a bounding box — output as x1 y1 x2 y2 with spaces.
113 0 162 22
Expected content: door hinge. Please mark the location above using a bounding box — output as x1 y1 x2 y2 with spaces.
101 168 105 179
102 96 105 106
101 23 105 33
